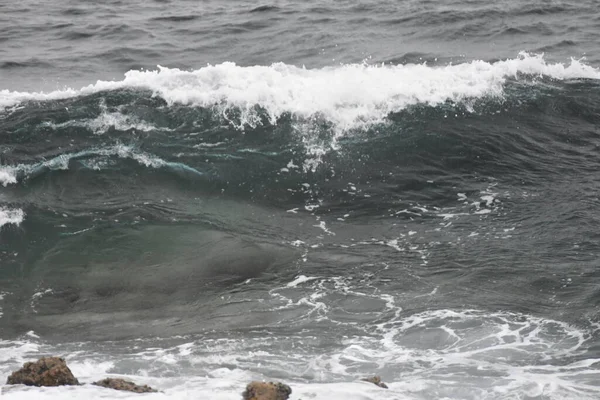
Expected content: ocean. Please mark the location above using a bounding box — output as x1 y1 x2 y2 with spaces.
1 0 600 399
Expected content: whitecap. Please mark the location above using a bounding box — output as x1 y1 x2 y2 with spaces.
1 53 598 133
0 208 24 229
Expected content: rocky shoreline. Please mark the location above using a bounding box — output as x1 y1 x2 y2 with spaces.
5 357 389 399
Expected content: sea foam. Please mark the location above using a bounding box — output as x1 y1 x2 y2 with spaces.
1 309 599 399
0 208 24 229
1 53 598 131
0 168 18 187
0 144 203 186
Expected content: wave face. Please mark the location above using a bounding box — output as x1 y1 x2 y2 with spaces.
3 1 600 397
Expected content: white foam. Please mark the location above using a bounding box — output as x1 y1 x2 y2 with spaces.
44 112 157 135
1 307 600 399
0 144 197 186
386 239 403 251
287 275 318 287
314 220 335 236
104 145 166 168
0 293 5 319
0 168 18 187
193 142 226 148
1 53 598 131
480 194 496 207
0 379 398 400
367 309 600 398
0 208 24 228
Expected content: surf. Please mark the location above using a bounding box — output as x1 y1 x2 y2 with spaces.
2 53 598 131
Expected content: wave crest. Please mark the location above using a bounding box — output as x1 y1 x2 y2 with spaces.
1 53 598 131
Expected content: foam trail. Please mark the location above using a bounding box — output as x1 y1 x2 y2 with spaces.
1 53 598 130
43 111 158 135
0 144 203 186
42 99 160 134
1 309 599 399
0 208 24 228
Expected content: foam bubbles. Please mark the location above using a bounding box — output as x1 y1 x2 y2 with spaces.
43 111 158 135
287 275 318 287
2 53 599 132
0 145 203 186
0 208 24 229
365 309 600 399
2 308 598 399
0 167 18 187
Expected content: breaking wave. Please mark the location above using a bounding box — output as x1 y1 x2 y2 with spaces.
1 53 598 131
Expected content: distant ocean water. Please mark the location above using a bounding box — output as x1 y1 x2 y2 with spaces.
2 1 600 399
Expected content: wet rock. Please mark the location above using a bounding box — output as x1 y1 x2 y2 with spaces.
93 378 158 393
242 381 292 400
6 357 79 387
362 375 388 389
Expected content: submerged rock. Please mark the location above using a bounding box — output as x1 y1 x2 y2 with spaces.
93 378 157 393
362 375 388 389
242 381 292 400
6 357 79 387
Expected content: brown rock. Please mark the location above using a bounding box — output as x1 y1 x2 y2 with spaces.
93 378 157 393
6 357 79 387
242 381 292 400
362 375 388 389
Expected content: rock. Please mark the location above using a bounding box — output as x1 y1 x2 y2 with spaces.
93 378 157 393
6 357 79 387
362 375 388 389
242 381 292 400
